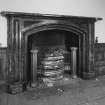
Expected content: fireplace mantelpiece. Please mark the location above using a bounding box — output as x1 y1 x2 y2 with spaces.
1 11 102 85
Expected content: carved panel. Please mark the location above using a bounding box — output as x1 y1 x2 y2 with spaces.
24 20 42 28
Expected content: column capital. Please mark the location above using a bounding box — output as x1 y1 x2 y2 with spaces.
31 49 38 54
70 47 78 51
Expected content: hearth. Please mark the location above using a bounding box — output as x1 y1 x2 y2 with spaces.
1 11 101 92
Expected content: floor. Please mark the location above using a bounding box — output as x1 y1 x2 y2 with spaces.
1 76 105 105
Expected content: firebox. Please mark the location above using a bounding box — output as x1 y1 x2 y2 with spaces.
1 11 101 89
28 29 80 87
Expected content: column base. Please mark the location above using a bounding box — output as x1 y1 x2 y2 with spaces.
82 72 96 79
31 82 37 88
7 82 26 94
72 75 78 79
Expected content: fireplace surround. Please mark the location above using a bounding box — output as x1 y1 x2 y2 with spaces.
1 11 101 89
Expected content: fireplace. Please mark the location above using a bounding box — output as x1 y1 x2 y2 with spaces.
1 11 101 89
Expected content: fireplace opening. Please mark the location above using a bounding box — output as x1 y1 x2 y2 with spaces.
27 29 80 88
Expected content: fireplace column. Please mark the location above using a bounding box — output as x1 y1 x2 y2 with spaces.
71 47 78 78
30 49 38 87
